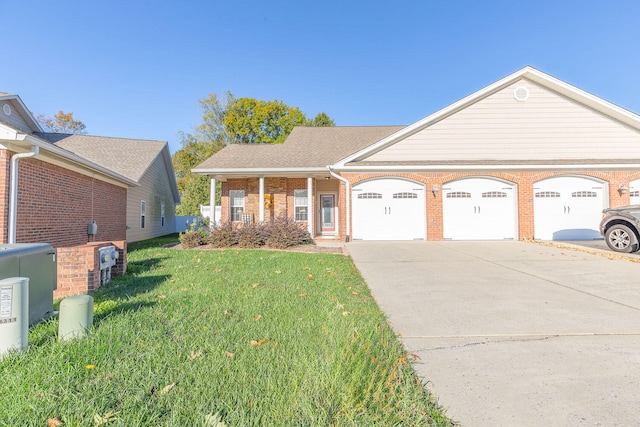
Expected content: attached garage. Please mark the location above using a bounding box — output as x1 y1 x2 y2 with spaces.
442 178 517 240
352 178 426 240
533 176 606 240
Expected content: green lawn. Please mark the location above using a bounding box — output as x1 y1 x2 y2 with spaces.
0 235 453 426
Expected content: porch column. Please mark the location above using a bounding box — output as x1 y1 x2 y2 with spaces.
259 176 265 223
209 177 216 225
307 176 314 235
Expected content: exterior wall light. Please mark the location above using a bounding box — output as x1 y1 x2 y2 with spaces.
618 184 629 195
432 184 439 197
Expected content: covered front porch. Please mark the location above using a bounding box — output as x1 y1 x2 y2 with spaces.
206 175 344 240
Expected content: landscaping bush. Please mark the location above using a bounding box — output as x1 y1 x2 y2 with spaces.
179 230 204 248
207 221 238 247
236 221 266 248
263 213 313 248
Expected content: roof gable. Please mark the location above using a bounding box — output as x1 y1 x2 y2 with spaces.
335 66 640 167
0 93 43 133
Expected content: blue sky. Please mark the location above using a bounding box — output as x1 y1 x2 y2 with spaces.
2 1 639 154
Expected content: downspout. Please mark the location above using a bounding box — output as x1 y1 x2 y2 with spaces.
7 146 39 244
327 165 350 242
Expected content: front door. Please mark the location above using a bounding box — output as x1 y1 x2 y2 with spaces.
320 194 335 233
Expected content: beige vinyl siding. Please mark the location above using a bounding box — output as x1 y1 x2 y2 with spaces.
365 79 640 162
126 153 177 242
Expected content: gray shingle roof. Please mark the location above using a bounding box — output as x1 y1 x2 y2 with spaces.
34 133 167 182
194 126 405 171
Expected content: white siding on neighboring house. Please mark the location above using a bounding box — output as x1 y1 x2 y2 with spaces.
126 153 177 242
365 79 640 162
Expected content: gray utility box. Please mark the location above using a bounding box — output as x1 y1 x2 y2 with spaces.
0 243 57 325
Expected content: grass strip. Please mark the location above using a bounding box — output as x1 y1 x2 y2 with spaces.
0 235 453 426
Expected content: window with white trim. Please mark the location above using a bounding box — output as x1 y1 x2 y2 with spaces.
446 192 471 198
357 192 382 199
294 189 308 221
572 191 597 198
230 190 245 222
140 200 146 229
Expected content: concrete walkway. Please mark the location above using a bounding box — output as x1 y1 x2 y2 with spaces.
346 241 640 427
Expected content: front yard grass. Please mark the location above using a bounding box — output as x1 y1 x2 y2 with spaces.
0 236 453 426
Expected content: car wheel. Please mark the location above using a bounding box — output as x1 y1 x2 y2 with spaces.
605 224 639 253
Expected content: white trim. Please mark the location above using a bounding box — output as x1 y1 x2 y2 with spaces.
307 176 313 235
317 192 338 236
259 176 265 223
209 178 216 224
332 163 640 172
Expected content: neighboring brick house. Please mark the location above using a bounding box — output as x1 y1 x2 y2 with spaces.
35 134 180 243
193 67 640 242
0 92 179 296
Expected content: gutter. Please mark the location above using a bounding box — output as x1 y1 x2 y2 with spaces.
7 145 39 244
327 165 350 242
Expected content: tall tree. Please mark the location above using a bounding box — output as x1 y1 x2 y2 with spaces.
173 91 335 215
37 110 88 134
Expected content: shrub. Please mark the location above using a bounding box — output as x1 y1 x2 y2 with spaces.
263 214 313 249
179 230 204 249
207 222 238 247
236 222 266 248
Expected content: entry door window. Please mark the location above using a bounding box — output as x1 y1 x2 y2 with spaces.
321 194 335 232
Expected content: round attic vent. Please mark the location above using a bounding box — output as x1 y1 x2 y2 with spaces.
514 87 529 102
2 104 11 116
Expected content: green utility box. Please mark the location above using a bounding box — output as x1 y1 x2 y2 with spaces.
0 243 57 325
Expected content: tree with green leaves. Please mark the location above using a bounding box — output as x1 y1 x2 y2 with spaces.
173 91 335 215
36 110 87 134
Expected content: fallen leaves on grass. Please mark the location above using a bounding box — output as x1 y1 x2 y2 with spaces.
225 351 235 358
253 314 262 321
85 364 95 370
307 274 314 280
204 412 228 426
188 350 202 361
410 353 422 360
93 411 120 425
158 295 167 299
161 382 177 395
250 339 269 346
47 418 63 427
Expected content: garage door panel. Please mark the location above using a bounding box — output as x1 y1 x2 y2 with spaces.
534 177 605 240
352 179 425 240
443 178 517 240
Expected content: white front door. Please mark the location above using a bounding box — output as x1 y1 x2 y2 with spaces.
442 178 517 240
533 176 605 240
352 179 426 240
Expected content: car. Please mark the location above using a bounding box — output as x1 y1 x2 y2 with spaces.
600 205 640 253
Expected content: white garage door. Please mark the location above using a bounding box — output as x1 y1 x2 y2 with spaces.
442 178 517 240
352 179 425 240
533 176 605 240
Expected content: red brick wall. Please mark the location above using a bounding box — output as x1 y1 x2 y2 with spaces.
3 152 127 247
55 240 126 298
221 171 640 242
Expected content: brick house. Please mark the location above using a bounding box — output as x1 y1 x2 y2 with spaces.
1 92 179 296
194 67 640 242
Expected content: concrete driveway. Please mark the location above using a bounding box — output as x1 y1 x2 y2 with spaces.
346 241 640 427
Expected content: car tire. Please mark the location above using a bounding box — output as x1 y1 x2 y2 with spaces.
605 224 639 253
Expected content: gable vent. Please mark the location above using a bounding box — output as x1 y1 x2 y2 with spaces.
513 86 529 102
